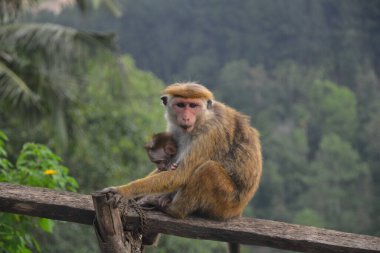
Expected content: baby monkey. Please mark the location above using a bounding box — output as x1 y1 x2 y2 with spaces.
145 132 178 171
137 132 178 209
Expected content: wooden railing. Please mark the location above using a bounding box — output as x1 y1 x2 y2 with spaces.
0 183 379 253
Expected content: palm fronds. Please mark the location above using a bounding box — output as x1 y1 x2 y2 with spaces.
0 22 116 58
0 56 40 109
0 22 116 109
0 1 121 151
0 0 36 23
74 0 122 17
0 0 122 23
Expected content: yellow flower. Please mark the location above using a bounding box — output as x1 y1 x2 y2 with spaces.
44 169 57 175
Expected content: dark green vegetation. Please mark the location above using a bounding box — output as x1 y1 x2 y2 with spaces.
1 0 379 252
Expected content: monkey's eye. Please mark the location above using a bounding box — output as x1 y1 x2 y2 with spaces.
189 103 199 108
176 103 185 108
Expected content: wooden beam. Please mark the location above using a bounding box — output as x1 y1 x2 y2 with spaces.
1 183 379 253
0 183 94 224
123 210 380 253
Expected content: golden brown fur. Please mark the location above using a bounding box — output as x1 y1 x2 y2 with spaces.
163 82 214 100
114 85 262 220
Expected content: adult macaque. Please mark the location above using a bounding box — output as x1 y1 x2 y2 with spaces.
100 82 262 253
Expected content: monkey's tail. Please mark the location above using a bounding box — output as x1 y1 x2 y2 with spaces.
228 242 240 253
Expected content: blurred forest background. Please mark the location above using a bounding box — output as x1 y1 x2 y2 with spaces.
1 0 379 252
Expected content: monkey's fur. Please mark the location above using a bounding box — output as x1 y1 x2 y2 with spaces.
105 82 262 219
144 132 177 171
101 83 262 252
137 132 177 209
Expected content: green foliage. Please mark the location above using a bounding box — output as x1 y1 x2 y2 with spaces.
0 130 78 253
177 53 220 86
256 128 309 221
217 59 375 237
13 143 78 190
1 50 165 252
218 60 266 115
364 112 380 235
0 22 117 152
33 54 165 253
73 0 376 90
1 3 161 253
308 80 358 152
0 131 11 169
0 23 115 108
67 54 165 190
293 208 326 228
302 134 371 233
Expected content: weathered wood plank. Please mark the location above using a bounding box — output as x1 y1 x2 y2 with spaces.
1 183 379 253
0 183 94 224
124 210 380 253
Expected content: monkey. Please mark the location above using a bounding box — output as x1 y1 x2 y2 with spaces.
145 132 178 172
138 132 179 247
137 132 178 209
99 82 263 253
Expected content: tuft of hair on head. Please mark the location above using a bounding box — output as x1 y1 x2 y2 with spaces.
162 82 214 100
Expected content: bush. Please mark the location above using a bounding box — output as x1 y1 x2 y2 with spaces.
0 130 78 253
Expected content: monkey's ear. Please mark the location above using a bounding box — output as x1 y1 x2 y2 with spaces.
164 144 177 156
161 96 168 106
207 100 213 109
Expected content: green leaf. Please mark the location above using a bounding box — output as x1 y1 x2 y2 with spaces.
0 59 41 108
38 218 54 233
20 247 32 253
0 130 8 141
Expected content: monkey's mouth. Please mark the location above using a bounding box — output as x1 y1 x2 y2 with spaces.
180 125 194 132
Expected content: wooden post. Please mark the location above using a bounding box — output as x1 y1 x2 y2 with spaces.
92 192 131 253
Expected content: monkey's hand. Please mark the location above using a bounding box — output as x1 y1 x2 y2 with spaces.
169 163 178 170
97 187 123 208
137 195 159 209
158 194 172 209
136 194 172 210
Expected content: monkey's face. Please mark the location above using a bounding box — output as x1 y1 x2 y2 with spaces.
154 160 169 170
169 97 206 133
147 148 172 170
